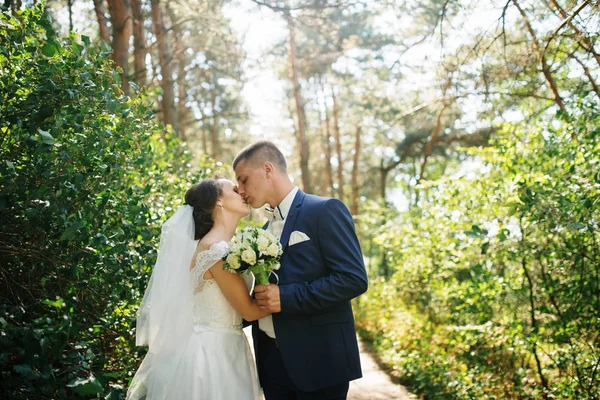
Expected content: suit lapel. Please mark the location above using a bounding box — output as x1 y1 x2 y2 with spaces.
279 189 305 250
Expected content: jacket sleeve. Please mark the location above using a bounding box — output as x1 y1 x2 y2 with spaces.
278 198 368 315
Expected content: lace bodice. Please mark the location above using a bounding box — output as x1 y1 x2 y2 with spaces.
190 241 243 332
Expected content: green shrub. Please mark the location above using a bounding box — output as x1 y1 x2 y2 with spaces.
0 6 214 398
356 97 600 399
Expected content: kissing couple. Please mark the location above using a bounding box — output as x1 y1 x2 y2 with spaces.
127 141 368 400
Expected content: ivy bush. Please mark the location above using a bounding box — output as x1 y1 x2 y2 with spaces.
0 7 214 398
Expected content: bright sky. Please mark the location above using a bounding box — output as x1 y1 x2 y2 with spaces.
55 0 527 209
222 0 294 153
58 0 520 145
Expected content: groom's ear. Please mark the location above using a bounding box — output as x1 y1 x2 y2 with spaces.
263 161 274 175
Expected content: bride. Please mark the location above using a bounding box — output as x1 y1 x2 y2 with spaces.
127 178 268 399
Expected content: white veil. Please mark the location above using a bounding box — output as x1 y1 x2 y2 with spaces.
127 205 197 400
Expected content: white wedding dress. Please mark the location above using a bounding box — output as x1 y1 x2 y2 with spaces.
128 240 260 399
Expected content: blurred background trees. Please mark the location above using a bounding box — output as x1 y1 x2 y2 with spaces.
1 0 599 398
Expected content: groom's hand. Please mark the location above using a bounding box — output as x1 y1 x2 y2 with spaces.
254 284 281 313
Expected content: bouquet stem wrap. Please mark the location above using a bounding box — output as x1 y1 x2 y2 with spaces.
254 271 270 285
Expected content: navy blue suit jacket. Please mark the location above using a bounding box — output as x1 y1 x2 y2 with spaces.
252 189 368 392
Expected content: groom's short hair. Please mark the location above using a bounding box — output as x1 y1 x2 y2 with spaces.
233 141 287 173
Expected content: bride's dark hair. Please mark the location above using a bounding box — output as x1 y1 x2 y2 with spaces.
184 178 223 240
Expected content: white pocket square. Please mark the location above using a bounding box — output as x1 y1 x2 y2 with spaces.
289 231 310 246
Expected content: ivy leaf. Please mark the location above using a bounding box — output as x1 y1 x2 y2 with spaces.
38 129 55 145
481 242 490 255
42 298 65 309
59 221 82 241
107 99 119 112
566 223 586 231
41 41 58 57
66 375 104 396
13 365 36 381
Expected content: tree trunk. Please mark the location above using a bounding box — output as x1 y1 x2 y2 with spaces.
198 108 208 155
177 59 188 140
418 103 447 182
107 0 132 94
167 3 187 140
150 0 177 133
544 0 600 68
67 0 73 32
12 0 20 15
350 125 362 216
331 86 344 202
379 138 416 202
379 162 387 202
202 129 208 155
512 0 566 115
286 13 311 193
9 0 22 14
210 87 219 160
131 0 147 87
320 79 333 196
378 156 392 277
520 217 551 398
93 0 111 43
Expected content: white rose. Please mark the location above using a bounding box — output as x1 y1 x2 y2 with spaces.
243 230 255 243
230 242 242 255
226 254 241 270
257 235 269 252
266 243 280 257
241 249 257 265
272 262 281 270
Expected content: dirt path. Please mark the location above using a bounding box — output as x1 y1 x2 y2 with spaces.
348 338 415 400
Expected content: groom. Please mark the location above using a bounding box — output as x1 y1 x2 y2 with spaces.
233 141 368 400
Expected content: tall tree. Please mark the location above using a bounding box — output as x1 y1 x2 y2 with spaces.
131 0 147 86
350 124 362 216
167 2 188 139
93 0 110 43
107 0 132 93
150 0 177 133
210 80 220 160
285 12 311 193
319 78 334 196
67 0 73 32
331 86 344 202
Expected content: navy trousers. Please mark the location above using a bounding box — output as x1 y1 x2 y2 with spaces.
257 329 350 400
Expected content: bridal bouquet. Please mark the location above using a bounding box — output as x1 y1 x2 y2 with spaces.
222 227 282 285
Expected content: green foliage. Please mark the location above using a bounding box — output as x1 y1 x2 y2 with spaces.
0 6 215 398
356 97 600 399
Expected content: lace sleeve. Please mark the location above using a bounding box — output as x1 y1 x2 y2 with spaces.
190 241 230 290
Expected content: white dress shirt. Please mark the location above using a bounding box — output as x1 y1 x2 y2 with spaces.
259 186 299 338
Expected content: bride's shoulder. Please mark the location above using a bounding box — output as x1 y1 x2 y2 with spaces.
197 236 229 253
191 238 229 272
